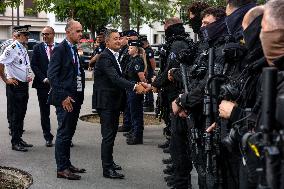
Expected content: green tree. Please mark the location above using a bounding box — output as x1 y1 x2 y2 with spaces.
130 0 174 33
35 0 119 37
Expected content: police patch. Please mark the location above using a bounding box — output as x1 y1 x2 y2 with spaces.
134 64 140 71
5 50 10 57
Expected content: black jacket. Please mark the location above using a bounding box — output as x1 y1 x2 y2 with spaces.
31 42 51 89
92 48 135 110
47 39 85 106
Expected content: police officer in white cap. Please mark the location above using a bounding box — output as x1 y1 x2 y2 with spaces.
0 25 33 152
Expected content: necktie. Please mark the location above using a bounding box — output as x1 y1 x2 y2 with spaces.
72 46 78 65
48 44 53 57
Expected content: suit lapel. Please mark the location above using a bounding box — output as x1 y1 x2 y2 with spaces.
105 48 122 76
40 42 49 63
63 40 78 75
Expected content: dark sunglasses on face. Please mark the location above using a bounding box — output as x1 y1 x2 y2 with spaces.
42 33 53 36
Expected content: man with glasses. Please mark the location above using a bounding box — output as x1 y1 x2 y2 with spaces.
31 26 56 147
0 25 33 152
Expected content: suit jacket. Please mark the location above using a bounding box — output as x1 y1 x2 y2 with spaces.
47 39 85 106
31 42 51 89
93 48 134 110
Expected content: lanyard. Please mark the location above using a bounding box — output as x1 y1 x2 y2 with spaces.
16 42 28 65
66 39 81 76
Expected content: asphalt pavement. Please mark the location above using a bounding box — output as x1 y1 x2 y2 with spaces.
0 70 198 189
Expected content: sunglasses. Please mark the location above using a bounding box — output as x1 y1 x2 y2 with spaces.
42 33 53 36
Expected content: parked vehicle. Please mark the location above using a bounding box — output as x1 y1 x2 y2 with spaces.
79 39 94 69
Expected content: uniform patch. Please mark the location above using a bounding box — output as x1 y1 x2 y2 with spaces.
11 44 16 49
134 64 140 71
19 59 23 64
5 50 10 57
169 52 176 60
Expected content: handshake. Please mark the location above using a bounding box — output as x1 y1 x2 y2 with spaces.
134 82 159 94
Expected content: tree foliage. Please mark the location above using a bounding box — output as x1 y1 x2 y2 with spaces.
130 0 174 32
35 0 119 37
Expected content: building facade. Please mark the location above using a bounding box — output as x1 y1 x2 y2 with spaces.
0 0 48 41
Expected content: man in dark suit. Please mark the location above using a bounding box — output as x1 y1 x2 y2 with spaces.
47 20 86 180
93 29 146 179
31 26 55 147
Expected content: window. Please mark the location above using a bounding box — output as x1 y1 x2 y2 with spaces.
161 34 165 44
153 34 158 44
24 0 37 17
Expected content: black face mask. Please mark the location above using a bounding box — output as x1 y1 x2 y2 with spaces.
165 23 185 40
242 15 262 51
225 3 256 36
200 17 227 43
189 16 202 34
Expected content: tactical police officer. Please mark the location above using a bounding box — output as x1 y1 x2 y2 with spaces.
0 25 33 152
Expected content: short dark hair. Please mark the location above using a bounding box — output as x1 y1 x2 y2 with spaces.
188 1 210 17
104 29 118 41
226 0 256 8
201 7 226 20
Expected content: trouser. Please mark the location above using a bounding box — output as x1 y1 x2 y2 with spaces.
122 97 131 129
191 128 207 189
55 95 82 171
126 90 144 138
97 108 120 169
170 115 192 189
6 86 12 129
6 82 29 145
36 88 53 141
144 69 154 107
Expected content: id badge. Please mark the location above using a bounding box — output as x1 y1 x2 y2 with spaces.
77 76 82 92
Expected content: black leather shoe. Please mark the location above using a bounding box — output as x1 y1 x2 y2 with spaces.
19 140 33 147
69 165 86 173
162 157 173 164
112 162 122 170
158 140 169 149
163 165 174 175
103 168 124 179
57 169 81 180
46 140 53 147
12 144 28 152
70 141 74 147
164 175 174 182
117 126 131 132
123 131 133 137
9 129 12 136
163 147 170 153
127 137 143 145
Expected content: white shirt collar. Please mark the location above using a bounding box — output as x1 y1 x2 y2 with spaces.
107 48 119 59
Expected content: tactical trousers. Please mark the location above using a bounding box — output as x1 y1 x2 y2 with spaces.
190 129 207 189
170 115 192 189
6 82 29 145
